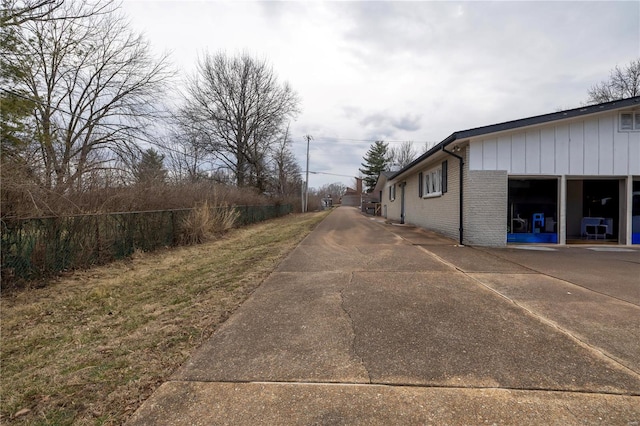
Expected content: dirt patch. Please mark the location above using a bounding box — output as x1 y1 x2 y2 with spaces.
1 211 330 425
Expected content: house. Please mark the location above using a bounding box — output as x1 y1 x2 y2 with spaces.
372 171 396 216
380 96 640 246
340 178 365 207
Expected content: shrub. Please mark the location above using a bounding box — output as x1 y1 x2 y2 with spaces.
180 201 239 245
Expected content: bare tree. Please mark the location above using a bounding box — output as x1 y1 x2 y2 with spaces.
423 141 439 153
7 0 172 194
180 52 300 190
587 59 640 104
162 116 216 183
269 125 302 196
314 182 347 199
388 141 417 169
0 0 62 27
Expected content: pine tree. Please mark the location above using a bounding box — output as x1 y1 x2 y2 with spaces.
134 148 167 184
359 140 389 193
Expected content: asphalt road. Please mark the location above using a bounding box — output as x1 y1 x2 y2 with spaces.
128 207 640 425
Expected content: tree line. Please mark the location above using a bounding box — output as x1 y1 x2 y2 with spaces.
3 1 638 215
1 0 303 217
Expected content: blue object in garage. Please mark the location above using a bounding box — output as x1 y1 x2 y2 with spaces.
508 233 558 244
532 213 544 232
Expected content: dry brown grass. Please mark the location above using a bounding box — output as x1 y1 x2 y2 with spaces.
1 210 330 425
179 201 240 245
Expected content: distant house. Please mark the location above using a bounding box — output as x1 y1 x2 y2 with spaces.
379 97 640 246
341 178 364 207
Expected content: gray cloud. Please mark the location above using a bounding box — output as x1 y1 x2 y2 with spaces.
391 114 421 132
360 111 421 134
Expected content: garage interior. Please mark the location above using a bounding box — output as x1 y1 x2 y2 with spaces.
566 179 621 243
507 179 558 243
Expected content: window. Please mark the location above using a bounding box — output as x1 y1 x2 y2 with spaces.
620 112 640 131
389 183 396 201
422 165 443 198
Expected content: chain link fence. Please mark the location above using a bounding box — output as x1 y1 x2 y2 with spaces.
1 204 292 287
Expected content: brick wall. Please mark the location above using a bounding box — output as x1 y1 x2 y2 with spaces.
463 155 508 246
402 152 462 241
383 146 508 246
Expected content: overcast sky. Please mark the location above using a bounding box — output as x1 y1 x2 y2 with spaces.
121 0 639 189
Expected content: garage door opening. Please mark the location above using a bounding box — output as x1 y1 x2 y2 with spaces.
633 180 639 244
507 179 558 243
566 179 620 243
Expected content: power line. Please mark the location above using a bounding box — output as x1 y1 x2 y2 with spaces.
290 136 427 145
304 171 355 178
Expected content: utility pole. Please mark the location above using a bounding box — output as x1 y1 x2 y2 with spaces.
304 135 312 212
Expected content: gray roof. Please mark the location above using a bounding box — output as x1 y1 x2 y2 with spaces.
390 96 640 180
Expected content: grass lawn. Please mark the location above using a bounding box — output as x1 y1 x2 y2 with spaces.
1 210 330 425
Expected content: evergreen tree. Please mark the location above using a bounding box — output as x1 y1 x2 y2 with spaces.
134 148 167 184
359 140 389 192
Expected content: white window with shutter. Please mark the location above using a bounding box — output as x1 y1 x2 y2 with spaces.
422 165 443 198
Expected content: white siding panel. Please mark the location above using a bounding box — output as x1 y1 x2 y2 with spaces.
555 124 570 175
525 130 541 173
469 141 483 170
540 127 556 174
569 122 584 174
584 119 599 174
598 116 614 175
483 138 497 170
511 133 526 173
629 132 640 175
458 111 630 176
613 129 629 175
497 135 512 171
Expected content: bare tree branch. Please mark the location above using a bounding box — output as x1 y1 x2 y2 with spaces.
586 59 640 104
1 0 113 26
388 141 417 169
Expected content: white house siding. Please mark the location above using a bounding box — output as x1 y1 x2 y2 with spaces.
468 112 640 176
383 183 402 221
400 152 463 241
464 168 508 246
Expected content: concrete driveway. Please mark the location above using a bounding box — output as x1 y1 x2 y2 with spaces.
128 207 640 425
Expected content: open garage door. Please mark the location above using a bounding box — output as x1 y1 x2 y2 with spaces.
566 179 620 243
507 179 558 244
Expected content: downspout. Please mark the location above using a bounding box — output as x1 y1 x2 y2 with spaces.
442 146 464 245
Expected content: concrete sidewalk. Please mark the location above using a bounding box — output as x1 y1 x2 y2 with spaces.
128 207 640 425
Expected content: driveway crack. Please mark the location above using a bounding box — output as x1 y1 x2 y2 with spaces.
340 271 372 384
